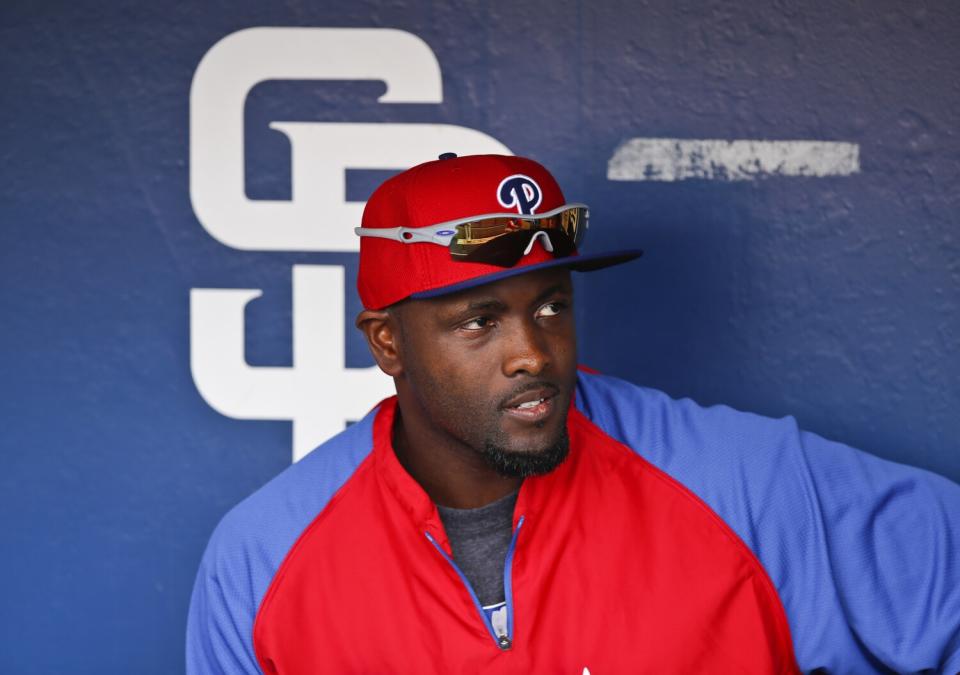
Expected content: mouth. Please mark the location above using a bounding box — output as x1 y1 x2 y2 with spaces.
500 385 560 424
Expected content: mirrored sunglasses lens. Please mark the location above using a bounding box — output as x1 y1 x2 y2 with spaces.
448 208 586 266
452 230 531 266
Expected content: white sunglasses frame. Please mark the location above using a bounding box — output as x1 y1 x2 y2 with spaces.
353 203 589 247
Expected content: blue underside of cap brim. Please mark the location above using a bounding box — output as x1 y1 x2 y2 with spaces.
410 249 643 300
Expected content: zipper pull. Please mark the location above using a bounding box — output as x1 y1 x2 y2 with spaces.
490 606 512 650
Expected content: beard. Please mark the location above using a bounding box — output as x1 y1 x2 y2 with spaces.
479 426 570 478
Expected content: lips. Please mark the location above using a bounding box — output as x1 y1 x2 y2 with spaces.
501 385 560 423
514 398 547 410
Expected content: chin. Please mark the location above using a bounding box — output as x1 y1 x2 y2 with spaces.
480 428 570 478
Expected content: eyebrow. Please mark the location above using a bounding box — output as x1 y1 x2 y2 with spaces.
463 298 507 312
530 283 572 307
457 282 572 314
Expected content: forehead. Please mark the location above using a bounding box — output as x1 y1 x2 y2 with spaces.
397 268 573 320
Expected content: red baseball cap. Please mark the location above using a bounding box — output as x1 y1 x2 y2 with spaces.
356 154 642 309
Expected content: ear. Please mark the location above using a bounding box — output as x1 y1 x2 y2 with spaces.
355 309 404 377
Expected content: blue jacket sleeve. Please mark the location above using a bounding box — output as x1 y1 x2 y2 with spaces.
796 429 960 673
184 407 379 674
576 370 960 674
186 515 263 675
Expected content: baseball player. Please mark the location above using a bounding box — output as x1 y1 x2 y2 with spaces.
187 154 960 673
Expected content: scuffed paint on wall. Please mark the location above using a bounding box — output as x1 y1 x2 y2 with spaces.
607 138 860 181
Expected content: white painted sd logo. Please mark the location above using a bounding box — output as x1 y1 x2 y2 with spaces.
188 28 513 462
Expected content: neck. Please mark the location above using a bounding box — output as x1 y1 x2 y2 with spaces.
392 404 522 510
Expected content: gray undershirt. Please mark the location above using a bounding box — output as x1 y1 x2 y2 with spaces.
436 490 519 607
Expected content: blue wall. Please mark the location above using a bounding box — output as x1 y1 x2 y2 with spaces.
1 1 957 672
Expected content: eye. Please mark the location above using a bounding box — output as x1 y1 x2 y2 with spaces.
461 316 493 331
536 301 567 318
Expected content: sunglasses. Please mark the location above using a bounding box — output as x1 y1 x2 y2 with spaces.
354 204 589 267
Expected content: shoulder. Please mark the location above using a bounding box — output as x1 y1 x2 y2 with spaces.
569 391 791 579
574 369 809 573
187 402 385 673
190 403 382 631
574 368 960 531
575 368 800 471
562 406 800 670
570 401 786 574
575 368 960 673
573 368 955 558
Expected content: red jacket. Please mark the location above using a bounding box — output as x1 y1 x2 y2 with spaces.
251 398 798 673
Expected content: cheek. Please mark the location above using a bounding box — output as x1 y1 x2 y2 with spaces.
551 328 578 375
409 350 498 429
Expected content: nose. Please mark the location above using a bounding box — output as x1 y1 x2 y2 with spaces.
501 318 550 378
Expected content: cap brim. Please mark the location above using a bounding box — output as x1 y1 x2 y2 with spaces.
410 249 643 300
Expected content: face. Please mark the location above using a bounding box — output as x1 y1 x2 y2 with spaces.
392 268 578 477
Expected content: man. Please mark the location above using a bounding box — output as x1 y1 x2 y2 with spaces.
187 154 960 673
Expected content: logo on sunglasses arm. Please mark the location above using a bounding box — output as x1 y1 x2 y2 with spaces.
497 174 542 215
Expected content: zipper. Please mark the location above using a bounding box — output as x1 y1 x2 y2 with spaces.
424 515 525 651
500 515 524 649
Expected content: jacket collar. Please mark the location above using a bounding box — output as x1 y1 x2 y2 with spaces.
371 396 587 552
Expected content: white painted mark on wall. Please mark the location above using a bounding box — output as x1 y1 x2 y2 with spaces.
607 139 860 182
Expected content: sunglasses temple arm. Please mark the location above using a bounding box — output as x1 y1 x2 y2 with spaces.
354 227 454 245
